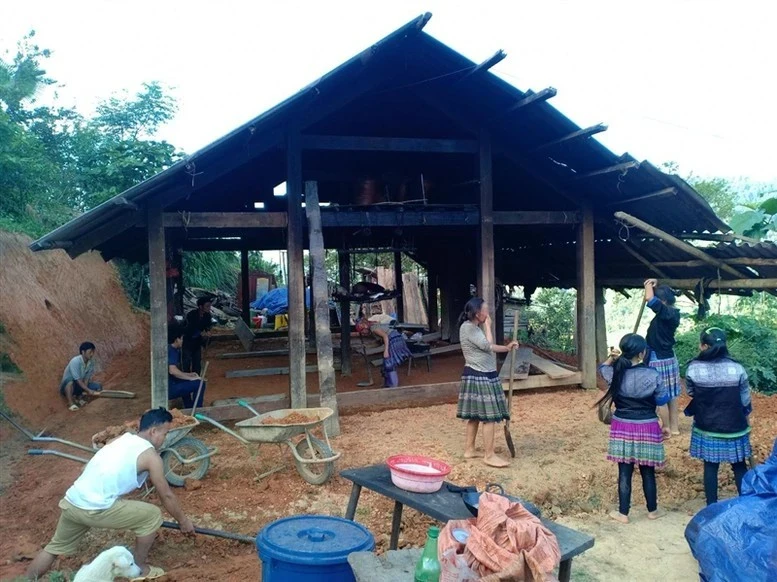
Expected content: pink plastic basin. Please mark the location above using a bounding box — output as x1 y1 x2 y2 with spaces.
387 455 452 493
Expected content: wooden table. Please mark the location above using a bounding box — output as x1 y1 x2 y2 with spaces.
341 464 594 582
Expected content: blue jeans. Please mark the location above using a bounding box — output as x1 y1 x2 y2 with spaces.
168 379 206 409
60 381 102 397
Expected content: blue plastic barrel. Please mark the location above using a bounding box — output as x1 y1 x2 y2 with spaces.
257 515 375 581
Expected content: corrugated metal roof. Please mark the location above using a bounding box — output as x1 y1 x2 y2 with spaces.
30 12 737 265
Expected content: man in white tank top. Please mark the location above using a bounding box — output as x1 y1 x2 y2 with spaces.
26 408 195 581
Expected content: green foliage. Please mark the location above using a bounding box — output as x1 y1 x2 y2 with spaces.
674 313 777 394
522 288 577 353
183 252 240 293
729 195 777 240
689 177 737 222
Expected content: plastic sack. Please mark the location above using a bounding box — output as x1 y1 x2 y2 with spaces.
685 438 777 582
440 548 479 582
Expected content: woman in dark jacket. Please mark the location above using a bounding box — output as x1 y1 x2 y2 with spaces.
686 327 752 505
597 333 671 523
643 279 682 435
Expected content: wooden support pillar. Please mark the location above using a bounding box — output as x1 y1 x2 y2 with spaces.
338 247 352 376
286 130 307 408
240 249 250 325
495 291 505 345
305 181 340 434
478 130 495 337
577 206 597 389
427 270 439 332
147 198 169 409
393 252 404 321
172 246 184 317
595 286 608 362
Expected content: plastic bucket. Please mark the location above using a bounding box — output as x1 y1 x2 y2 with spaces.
257 515 374 581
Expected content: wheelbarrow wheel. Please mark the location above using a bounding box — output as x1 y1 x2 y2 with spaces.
294 436 335 486
162 436 211 487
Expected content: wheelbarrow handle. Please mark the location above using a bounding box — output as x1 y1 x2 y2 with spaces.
28 449 90 464
237 400 262 418
194 413 251 445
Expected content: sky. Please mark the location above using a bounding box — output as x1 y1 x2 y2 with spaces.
2 0 776 182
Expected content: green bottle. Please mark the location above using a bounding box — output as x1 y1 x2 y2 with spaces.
414 525 441 582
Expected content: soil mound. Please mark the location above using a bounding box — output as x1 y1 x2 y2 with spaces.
0 232 147 423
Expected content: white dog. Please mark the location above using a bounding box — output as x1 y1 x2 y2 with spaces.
72 546 143 582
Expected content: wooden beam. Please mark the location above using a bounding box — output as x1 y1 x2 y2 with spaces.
338 246 352 377
455 49 507 83
147 198 169 409
492 211 581 225
605 187 676 207
393 252 404 322
577 160 640 180
300 134 478 154
532 123 608 152
502 87 557 115
226 364 323 378
427 270 439 333
614 237 696 303
587 278 777 290
478 130 495 336
320 208 479 227
677 232 762 245
653 258 777 268
287 130 307 408
614 211 753 281
240 249 250 324
305 181 340 435
577 206 597 389
163 212 288 229
594 286 607 362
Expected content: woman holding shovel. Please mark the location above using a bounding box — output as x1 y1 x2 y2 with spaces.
642 279 682 436
456 297 518 468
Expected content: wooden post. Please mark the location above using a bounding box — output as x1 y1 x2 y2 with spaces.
478 130 495 336
577 206 597 389
305 181 340 435
147 198 169 409
393 252 404 321
427 270 439 332
286 130 307 408
240 248 250 325
338 247 352 376
495 290 505 345
595 286 608 362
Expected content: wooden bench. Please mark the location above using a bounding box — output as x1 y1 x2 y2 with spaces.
341 464 594 582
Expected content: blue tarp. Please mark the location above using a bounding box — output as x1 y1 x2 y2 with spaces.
250 288 311 316
685 438 777 582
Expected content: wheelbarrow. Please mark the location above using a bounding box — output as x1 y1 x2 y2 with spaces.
195 401 341 485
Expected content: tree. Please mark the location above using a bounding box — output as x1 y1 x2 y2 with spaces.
729 194 777 241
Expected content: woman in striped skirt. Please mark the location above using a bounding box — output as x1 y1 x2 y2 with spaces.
685 327 752 505
597 333 671 523
642 279 682 435
457 297 518 468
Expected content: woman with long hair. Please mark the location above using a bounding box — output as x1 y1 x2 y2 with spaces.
642 279 682 435
457 297 518 468
598 333 671 523
686 327 752 505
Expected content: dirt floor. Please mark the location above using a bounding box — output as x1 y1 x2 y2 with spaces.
1 235 776 581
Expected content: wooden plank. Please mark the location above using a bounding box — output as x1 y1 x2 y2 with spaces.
211 392 288 408
588 277 777 290
503 87 557 114
162 212 288 228
595 286 608 362
492 211 581 225
498 347 532 379
393 252 404 322
605 187 676 207
300 134 478 154
226 364 339 378
455 49 507 83
577 160 640 179
218 349 290 359
370 343 460 367
653 258 777 268
614 237 696 304
478 129 495 337
529 353 576 380
502 371 582 390
147 198 169 409
531 123 608 152
287 130 307 408
338 246 352 376
577 206 597 389
240 249 250 324
320 209 479 228
305 181 340 435
234 318 255 352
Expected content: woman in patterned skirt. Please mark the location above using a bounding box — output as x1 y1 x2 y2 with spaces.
685 327 752 505
457 297 518 468
597 333 671 523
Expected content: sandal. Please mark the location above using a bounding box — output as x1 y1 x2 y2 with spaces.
130 565 165 581
68 404 79 411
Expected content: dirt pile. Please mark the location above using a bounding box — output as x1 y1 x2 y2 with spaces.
0 231 147 423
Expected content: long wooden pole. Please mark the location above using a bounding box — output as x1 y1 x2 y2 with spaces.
577 206 597 389
147 198 169 409
591 277 777 289
615 238 696 303
240 249 250 324
479 129 495 336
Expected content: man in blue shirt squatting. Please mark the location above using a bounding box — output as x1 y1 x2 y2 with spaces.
168 325 206 408
60 341 103 411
